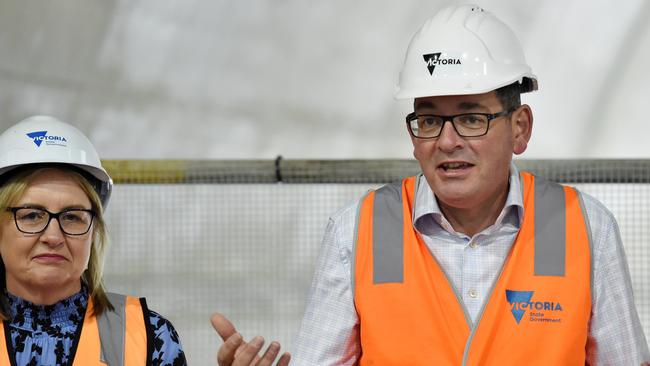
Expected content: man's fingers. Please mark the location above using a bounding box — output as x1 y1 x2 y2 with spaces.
252 342 291 366
217 332 243 366
233 336 265 365
211 313 238 341
211 315 290 366
276 353 291 366
255 341 281 366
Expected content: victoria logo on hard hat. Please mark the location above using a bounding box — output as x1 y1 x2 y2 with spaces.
506 289 563 325
26 131 68 148
422 53 462 75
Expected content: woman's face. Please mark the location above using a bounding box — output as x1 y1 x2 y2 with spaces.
0 169 93 303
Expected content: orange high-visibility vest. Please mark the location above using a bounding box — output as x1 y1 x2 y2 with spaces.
0 293 150 366
354 173 591 366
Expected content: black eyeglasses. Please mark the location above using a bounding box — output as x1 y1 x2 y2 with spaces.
8 207 96 235
405 107 517 139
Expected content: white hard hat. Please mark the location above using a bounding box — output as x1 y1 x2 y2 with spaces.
394 4 538 99
0 116 112 207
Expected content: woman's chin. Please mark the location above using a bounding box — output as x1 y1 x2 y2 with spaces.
25 274 80 297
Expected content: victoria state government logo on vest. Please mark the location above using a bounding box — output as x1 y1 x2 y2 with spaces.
26 131 68 147
506 289 563 324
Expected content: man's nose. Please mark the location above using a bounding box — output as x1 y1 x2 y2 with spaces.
436 120 465 151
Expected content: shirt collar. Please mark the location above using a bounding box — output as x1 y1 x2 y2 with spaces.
6 284 88 331
413 162 524 235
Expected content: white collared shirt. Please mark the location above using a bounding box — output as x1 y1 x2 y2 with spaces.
291 164 650 365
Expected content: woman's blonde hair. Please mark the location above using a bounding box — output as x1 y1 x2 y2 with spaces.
0 166 113 319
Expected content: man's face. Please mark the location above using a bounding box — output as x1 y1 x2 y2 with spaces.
410 90 532 211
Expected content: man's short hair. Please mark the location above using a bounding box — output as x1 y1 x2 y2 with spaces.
495 82 522 110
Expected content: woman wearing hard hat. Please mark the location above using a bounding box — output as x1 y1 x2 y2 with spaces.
0 116 187 365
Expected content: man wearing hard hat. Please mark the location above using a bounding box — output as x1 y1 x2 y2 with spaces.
213 4 650 365
288 4 650 366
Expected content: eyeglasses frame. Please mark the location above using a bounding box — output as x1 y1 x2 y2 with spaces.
405 106 518 139
7 207 96 236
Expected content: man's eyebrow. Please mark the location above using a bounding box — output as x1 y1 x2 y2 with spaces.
414 101 435 109
458 102 484 110
415 101 489 111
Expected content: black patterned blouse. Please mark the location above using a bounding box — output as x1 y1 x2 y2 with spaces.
4 287 187 366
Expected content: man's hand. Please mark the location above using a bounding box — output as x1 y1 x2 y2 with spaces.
211 313 291 366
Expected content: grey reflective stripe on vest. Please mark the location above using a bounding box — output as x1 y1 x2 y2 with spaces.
98 293 127 366
576 191 595 295
373 182 404 283
533 175 566 276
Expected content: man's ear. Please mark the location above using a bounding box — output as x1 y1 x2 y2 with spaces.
512 104 533 155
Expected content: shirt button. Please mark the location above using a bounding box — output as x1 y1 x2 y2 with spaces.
469 289 478 298
469 242 478 249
